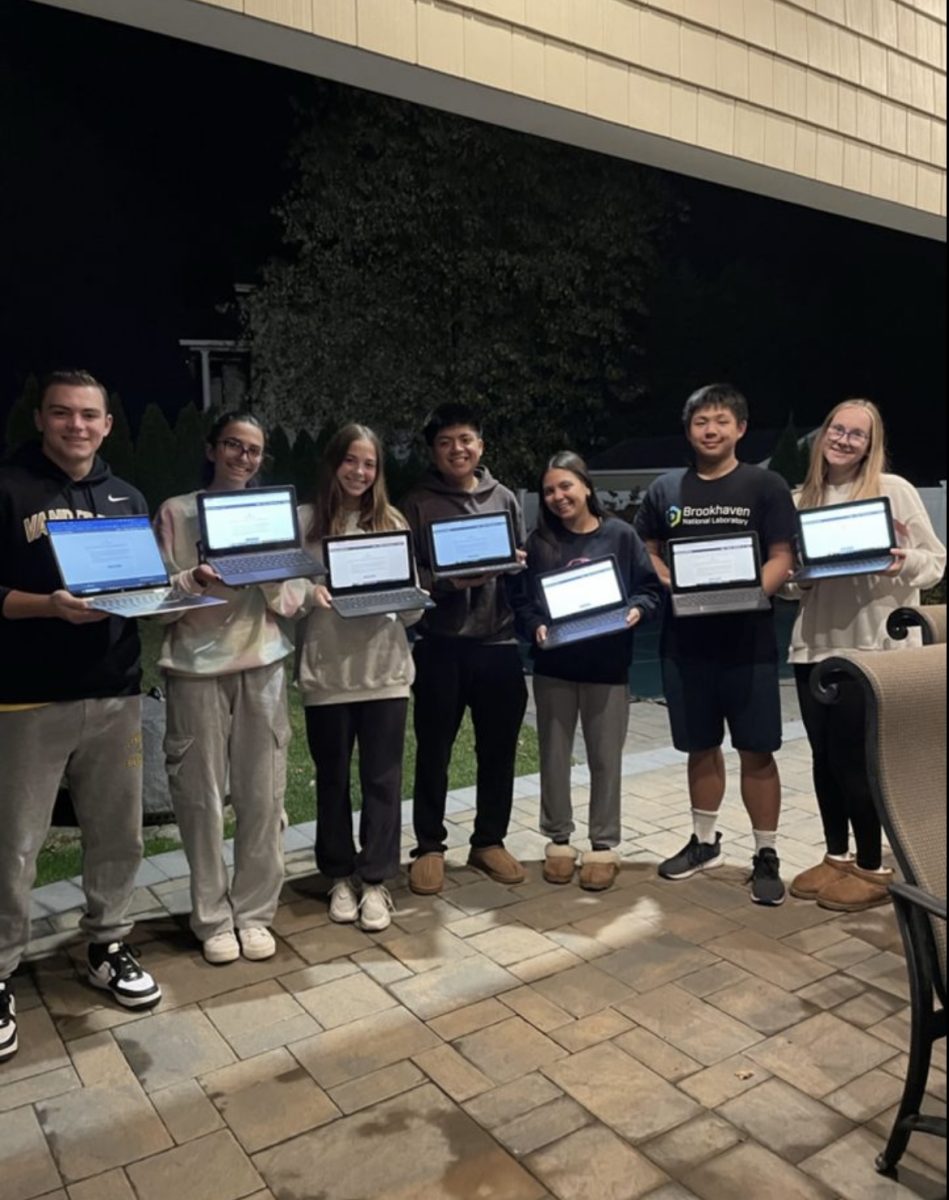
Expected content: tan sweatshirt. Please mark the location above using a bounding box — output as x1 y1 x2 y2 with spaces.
295 506 423 707
788 474 946 664
154 492 298 678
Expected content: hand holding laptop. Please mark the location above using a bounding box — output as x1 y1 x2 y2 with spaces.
535 604 641 646
49 589 110 625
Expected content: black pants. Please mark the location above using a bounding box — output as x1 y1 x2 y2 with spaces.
305 698 408 884
412 638 528 855
794 664 882 870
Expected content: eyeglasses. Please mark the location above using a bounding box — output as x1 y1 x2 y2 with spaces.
218 437 264 461
827 423 870 446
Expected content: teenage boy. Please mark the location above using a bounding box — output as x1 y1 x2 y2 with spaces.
635 383 796 905
401 403 528 895
0 370 162 1065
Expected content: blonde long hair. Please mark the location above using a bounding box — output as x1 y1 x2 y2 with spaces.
306 424 402 540
797 399 888 510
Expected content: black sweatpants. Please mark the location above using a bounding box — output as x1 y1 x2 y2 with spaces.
794 664 882 870
411 638 528 855
305 697 408 884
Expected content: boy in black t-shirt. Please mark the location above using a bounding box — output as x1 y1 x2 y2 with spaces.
635 384 796 905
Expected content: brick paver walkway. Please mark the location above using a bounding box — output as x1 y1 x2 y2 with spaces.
4 684 946 1200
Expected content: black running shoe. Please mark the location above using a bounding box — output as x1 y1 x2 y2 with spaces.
658 833 723 880
0 981 17 1063
88 942 162 1009
749 848 786 906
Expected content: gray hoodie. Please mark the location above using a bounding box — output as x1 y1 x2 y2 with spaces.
401 466 526 643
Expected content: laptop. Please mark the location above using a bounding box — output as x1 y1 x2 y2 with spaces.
538 556 631 649
196 486 324 586
47 516 227 617
793 496 896 582
323 530 434 618
668 531 770 617
427 511 524 580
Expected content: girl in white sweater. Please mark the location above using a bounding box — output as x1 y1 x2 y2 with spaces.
788 400 945 912
156 413 299 964
297 425 422 932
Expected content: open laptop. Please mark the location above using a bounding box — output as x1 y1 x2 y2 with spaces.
793 496 896 582
47 516 227 617
538 556 630 649
668 531 770 617
323 530 434 618
196 486 324 586
427 511 524 581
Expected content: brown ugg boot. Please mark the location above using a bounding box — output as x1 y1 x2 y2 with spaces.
817 864 894 912
790 855 854 901
543 843 579 885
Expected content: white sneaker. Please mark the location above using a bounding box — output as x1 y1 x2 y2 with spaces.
238 927 276 961
203 931 240 965
359 884 394 932
329 877 360 924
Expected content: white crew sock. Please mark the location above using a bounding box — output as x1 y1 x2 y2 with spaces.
827 852 854 863
692 809 719 846
753 829 778 855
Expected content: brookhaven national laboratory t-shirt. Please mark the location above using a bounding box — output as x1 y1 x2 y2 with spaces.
635 463 796 662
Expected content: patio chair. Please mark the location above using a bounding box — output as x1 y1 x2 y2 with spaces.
813 644 946 1175
886 604 947 646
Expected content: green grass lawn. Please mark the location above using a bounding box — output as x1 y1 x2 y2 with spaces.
35 623 540 887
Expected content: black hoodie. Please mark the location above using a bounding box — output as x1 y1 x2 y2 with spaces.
0 442 146 704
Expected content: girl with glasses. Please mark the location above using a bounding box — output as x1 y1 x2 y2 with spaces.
788 399 945 912
154 411 299 964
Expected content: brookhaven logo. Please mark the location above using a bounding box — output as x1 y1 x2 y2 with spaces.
666 505 683 528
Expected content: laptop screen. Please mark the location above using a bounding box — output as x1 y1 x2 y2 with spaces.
670 534 760 591
201 488 297 553
325 532 412 592
541 558 624 621
798 498 892 562
47 516 169 595
430 513 514 569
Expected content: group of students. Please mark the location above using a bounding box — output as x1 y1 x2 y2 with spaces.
0 371 944 1067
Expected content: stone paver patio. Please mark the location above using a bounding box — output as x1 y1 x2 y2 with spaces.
5 684 947 1200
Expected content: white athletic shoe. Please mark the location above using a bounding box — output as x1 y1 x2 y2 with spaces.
238 927 276 961
359 884 394 932
0 982 17 1063
87 942 162 1008
203 932 241 965
328 877 360 924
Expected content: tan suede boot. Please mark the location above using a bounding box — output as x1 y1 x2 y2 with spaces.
579 849 620 892
543 843 579 885
789 855 854 901
817 864 894 912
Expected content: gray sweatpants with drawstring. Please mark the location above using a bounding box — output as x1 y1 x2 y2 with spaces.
0 697 144 981
163 661 289 942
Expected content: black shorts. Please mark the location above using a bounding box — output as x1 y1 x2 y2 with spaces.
661 654 782 754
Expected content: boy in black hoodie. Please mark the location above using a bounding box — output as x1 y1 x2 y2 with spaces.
401 404 528 895
0 371 162 1066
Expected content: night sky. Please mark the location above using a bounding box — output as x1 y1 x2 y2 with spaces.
1 0 945 481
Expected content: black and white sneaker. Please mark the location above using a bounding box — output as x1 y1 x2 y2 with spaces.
0 981 17 1063
658 833 723 880
749 848 786 906
88 942 162 1009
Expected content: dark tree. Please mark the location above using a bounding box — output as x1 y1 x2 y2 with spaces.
267 423 293 487
100 392 136 486
135 403 176 511
3 374 39 456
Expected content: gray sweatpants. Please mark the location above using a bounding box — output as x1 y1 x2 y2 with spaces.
534 674 630 849
164 661 289 941
0 697 144 980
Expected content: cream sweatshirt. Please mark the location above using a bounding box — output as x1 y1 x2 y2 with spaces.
295 506 423 707
788 474 946 664
154 491 298 678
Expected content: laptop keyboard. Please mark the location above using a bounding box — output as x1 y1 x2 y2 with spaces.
214 551 316 576
333 589 427 614
545 611 628 648
90 590 174 614
674 589 765 615
800 556 892 579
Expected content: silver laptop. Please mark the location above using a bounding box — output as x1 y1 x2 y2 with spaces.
47 516 227 617
427 511 524 581
323 530 434 618
793 497 896 582
668 531 770 617
538 556 630 649
196 486 324 586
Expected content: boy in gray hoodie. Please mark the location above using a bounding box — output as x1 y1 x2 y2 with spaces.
401 404 528 895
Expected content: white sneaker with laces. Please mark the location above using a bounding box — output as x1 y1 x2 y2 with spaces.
203 931 240 965
359 884 394 932
238 927 276 961
329 877 360 924
0 982 17 1063
87 942 162 1008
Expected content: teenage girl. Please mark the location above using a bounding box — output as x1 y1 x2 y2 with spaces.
520 452 661 890
156 412 297 963
297 424 422 931
788 400 945 912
